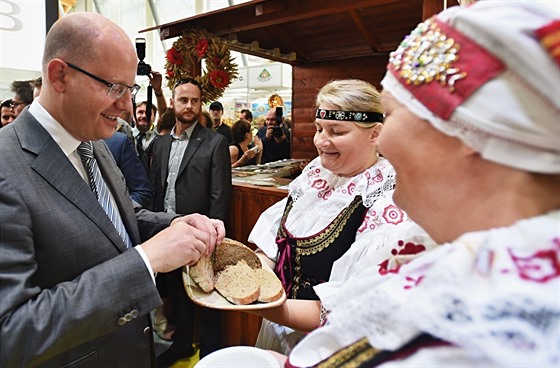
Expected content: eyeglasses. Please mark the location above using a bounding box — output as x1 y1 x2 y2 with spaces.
10 101 28 108
65 61 140 99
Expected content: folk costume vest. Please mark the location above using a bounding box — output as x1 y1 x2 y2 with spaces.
274 195 367 299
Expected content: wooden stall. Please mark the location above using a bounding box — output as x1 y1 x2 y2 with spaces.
142 0 445 348
142 0 444 161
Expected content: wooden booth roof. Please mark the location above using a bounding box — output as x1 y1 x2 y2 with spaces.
141 0 438 65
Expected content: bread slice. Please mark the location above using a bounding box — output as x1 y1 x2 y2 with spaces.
255 268 284 303
189 255 214 292
213 238 262 273
214 261 259 305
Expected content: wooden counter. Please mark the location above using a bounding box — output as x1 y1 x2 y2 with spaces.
221 178 290 347
228 178 290 250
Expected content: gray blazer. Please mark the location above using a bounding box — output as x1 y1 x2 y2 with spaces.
0 110 175 367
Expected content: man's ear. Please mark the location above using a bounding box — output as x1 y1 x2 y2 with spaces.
47 59 67 93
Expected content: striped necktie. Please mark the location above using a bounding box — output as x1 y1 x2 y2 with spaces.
77 141 133 249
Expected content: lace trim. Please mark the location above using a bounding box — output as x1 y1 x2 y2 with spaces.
363 174 396 208
289 157 395 209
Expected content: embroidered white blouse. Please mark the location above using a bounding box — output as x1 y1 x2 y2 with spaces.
289 210 560 367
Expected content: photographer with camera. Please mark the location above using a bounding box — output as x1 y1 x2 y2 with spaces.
133 39 168 170
261 107 291 164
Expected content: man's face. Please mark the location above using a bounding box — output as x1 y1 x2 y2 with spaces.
61 56 136 141
135 103 156 133
265 108 278 127
1 106 15 126
11 95 30 118
171 82 202 126
209 108 223 124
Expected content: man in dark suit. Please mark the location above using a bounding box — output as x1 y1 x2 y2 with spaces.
149 79 232 366
0 13 225 368
104 131 152 206
208 101 233 144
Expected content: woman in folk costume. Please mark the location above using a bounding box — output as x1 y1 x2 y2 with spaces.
283 2 560 367
248 79 437 354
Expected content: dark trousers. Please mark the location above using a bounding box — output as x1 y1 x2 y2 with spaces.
156 269 223 358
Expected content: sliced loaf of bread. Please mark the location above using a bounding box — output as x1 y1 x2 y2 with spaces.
189 238 284 305
189 238 260 291
189 255 214 292
255 268 284 303
213 238 262 273
214 260 259 305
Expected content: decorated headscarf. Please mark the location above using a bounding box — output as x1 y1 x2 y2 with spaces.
382 1 560 173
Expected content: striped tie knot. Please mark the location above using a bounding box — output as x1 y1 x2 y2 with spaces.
77 141 94 160
77 141 98 199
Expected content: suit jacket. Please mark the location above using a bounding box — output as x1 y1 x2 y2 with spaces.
0 110 176 367
149 123 231 223
215 123 233 145
104 131 152 207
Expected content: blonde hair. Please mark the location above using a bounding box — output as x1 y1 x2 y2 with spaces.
316 79 383 128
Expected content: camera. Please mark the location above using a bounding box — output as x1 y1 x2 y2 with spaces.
273 126 284 138
273 106 284 138
136 38 151 76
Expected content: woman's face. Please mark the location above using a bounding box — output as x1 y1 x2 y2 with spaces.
377 91 462 227
313 104 379 177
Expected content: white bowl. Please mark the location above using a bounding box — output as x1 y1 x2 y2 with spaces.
195 346 281 368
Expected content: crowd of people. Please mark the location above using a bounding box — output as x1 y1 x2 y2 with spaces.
0 1 557 368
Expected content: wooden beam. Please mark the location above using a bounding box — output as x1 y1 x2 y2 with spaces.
143 0 400 40
347 9 381 52
422 0 445 20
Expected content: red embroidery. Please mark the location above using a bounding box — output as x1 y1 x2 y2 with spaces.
379 240 427 275
358 215 370 233
404 275 425 289
347 182 356 195
372 170 384 183
382 204 405 225
311 178 328 190
508 239 560 283
322 188 334 201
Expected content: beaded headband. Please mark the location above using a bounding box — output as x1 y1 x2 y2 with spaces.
315 109 383 123
387 17 504 120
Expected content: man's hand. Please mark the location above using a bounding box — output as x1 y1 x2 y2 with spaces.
140 214 225 273
171 213 226 253
149 71 163 94
265 125 274 140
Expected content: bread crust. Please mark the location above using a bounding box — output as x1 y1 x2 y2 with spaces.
255 268 284 303
189 255 214 292
214 261 259 305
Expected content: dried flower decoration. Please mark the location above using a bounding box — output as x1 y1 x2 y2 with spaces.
165 28 238 104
